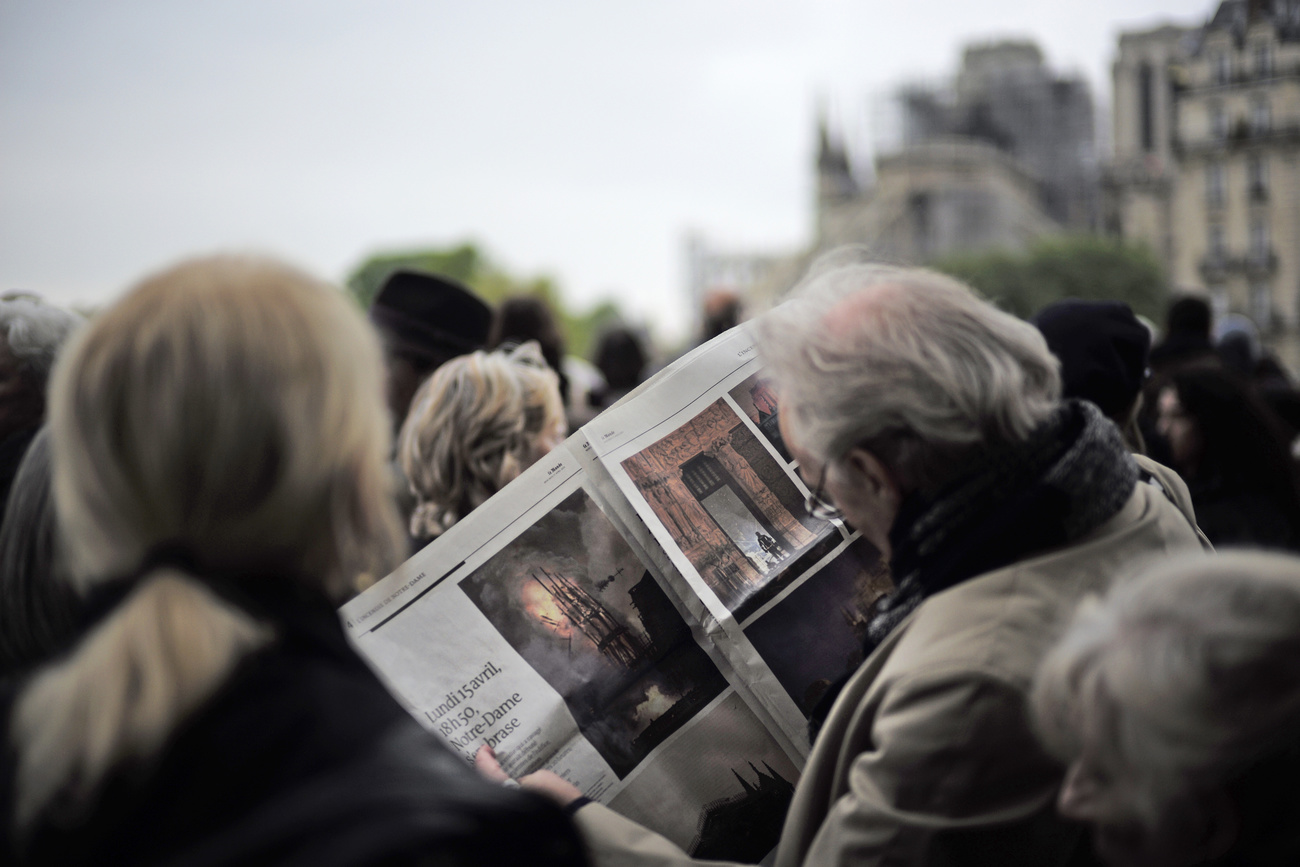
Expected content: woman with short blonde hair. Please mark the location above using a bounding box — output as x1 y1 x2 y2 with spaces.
0 255 584 865
399 341 566 544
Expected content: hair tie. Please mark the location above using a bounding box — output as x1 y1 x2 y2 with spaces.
77 540 207 633
136 539 203 578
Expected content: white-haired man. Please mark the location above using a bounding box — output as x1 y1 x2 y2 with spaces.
0 293 82 528
478 256 1206 866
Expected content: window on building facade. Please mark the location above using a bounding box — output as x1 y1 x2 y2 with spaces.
1249 153 1268 199
1209 223 1227 259
1209 285 1230 320
1252 97 1271 134
1254 42 1273 77
1211 103 1229 139
1251 218 1270 259
1214 51 1232 84
1251 282 1273 328
1206 161 1226 207
1139 63 1155 152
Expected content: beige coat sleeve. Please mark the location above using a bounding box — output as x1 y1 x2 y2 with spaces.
792 671 1071 866
1132 454 1214 550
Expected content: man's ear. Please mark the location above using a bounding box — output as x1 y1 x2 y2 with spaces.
842 446 902 505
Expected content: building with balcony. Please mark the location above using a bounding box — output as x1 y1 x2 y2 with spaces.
1108 0 1300 346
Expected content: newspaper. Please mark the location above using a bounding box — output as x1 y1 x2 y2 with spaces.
340 327 892 861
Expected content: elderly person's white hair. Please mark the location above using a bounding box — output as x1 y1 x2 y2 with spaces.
754 250 1060 492
0 292 84 379
1032 550 1300 865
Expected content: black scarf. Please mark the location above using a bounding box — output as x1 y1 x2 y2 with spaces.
809 400 1138 740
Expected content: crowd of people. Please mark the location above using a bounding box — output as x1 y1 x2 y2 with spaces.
1 247 1300 866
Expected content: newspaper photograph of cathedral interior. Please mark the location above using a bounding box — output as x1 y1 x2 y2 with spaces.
621 398 841 622
458 489 727 777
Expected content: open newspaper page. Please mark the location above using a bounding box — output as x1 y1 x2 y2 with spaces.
580 326 890 748
341 327 890 861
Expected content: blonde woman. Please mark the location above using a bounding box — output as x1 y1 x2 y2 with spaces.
0 257 586 866
399 341 566 547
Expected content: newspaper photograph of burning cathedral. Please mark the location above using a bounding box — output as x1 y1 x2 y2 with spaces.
458 489 727 777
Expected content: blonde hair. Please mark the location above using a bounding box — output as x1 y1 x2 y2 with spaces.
399 341 564 539
13 255 406 828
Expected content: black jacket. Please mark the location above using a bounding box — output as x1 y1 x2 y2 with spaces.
0 578 588 867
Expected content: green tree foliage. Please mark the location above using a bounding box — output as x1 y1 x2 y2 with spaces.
345 242 624 359
932 236 1167 321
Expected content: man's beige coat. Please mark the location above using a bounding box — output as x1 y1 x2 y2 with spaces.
573 467 1206 867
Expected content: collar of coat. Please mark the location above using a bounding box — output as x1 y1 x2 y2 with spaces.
808 400 1138 743
867 398 1139 654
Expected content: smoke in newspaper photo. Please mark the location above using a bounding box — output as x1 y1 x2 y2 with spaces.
744 536 892 717
458 489 727 778
621 398 839 621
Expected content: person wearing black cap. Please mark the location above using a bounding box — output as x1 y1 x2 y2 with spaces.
1032 299 1206 544
368 269 493 431
1149 295 1217 375
1030 300 1151 452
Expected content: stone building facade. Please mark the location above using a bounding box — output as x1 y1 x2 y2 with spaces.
815 137 1058 262
814 40 1094 267
687 40 1096 320
1108 0 1300 351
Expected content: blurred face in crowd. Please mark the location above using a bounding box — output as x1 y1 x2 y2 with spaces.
778 410 900 559
381 346 426 432
1057 754 1236 867
1156 387 1203 472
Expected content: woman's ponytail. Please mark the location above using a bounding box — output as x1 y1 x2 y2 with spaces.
12 569 271 829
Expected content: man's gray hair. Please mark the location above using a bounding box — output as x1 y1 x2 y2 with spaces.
754 251 1060 491
0 294 84 379
1032 550 1300 844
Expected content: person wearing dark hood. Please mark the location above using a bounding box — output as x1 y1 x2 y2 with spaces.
368 269 493 432
478 255 1206 867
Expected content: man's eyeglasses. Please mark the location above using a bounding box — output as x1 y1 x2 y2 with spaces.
803 465 843 521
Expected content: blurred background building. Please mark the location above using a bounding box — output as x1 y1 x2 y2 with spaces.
685 1 1300 373
1107 0 1300 367
690 38 1101 326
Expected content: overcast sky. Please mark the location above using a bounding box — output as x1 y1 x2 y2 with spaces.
1 0 1214 341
